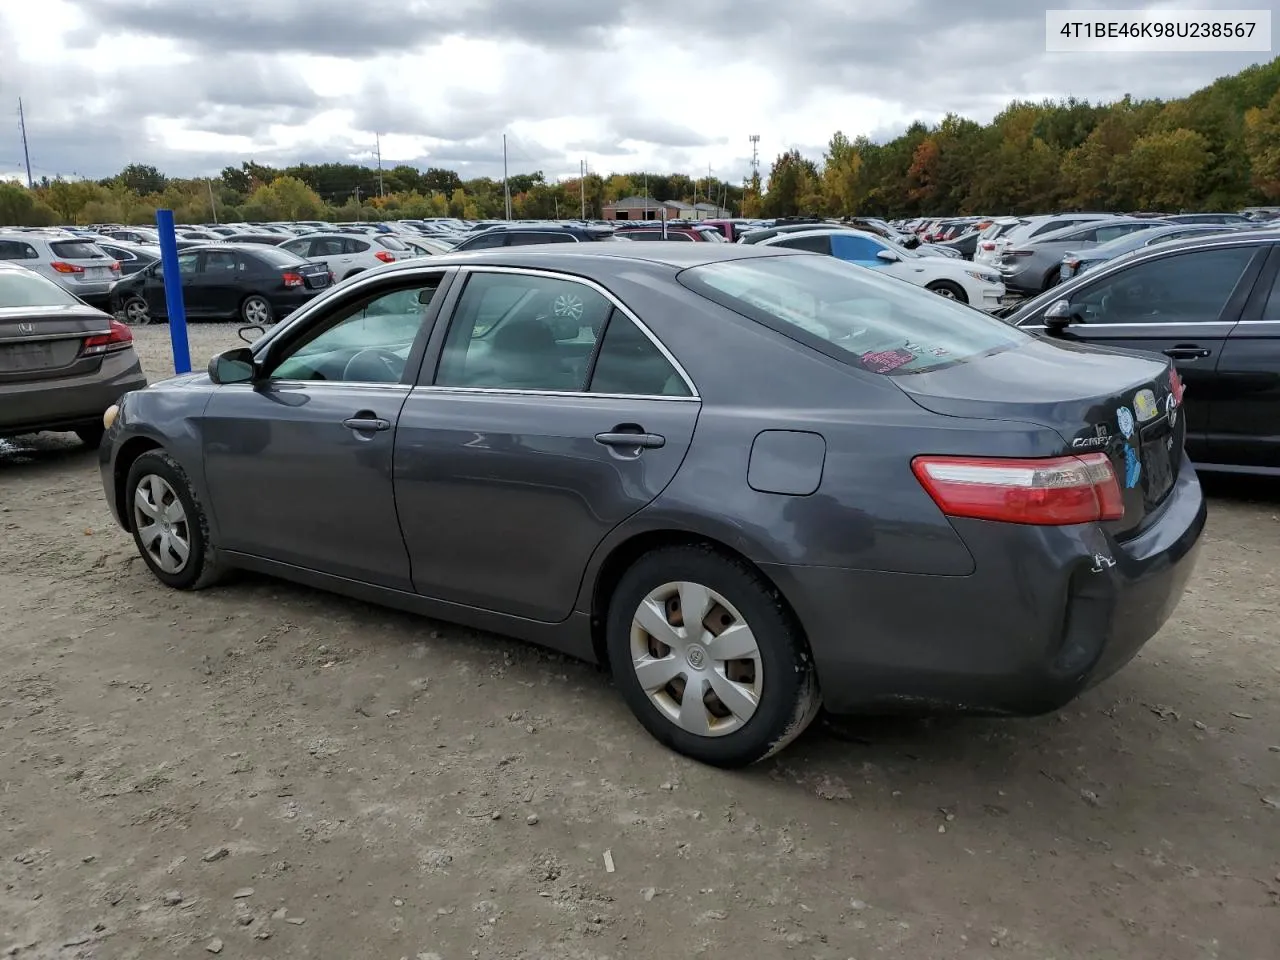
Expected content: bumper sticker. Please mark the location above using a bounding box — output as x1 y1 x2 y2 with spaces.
1116 406 1135 439
1124 445 1142 488
1134 389 1159 422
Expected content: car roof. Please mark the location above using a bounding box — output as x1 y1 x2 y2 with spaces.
358 242 805 275
758 227 880 243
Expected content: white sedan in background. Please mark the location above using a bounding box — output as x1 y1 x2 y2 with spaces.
278 232 411 281
759 228 1006 310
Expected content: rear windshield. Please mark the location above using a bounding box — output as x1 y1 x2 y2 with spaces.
251 246 307 267
49 240 109 260
678 255 1027 375
0 268 80 306
376 236 409 251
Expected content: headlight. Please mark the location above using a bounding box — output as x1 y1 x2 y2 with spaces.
103 404 119 429
965 270 1000 284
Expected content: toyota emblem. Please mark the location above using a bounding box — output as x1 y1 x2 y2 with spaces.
17 322 34 335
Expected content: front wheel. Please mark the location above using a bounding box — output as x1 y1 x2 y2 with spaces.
926 280 967 303
125 450 224 590
606 545 820 767
241 295 273 326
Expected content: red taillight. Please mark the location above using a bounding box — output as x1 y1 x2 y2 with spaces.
83 319 134 356
912 453 1124 526
51 261 84 274
374 250 395 263
282 271 304 287
328 271 336 284
980 242 995 250
1064 258 1081 269
109 260 121 272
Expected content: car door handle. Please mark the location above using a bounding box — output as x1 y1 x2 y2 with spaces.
595 430 665 449
1163 345 1211 360
343 416 391 432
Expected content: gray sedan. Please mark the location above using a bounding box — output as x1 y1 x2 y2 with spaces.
97 244 1205 766
998 218 1169 293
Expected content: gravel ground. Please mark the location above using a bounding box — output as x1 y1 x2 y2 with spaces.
0 323 1277 960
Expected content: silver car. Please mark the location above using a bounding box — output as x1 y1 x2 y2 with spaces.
997 218 1168 294
0 230 120 308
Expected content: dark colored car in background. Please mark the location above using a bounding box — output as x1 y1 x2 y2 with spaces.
613 225 724 241
98 244 1202 767
1004 230 1280 475
0 262 147 447
452 224 619 250
109 243 331 325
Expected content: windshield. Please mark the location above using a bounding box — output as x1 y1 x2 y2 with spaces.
0 268 81 306
679 254 1026 375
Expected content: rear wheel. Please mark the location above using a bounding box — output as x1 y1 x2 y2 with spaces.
606 545 820 767
926 280 967 303
122 296 150 325
125 450 224 590
241 295 273 325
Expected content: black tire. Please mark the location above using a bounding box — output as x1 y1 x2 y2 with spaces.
1042 269 1061 292
605 544 821 768
240 295 273 326
125 450 224 591
926 280 968 303
121 296 150 325
75 423 105 449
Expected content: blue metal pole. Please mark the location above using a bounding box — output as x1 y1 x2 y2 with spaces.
154 209 192 374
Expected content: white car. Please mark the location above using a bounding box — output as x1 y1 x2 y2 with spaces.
759 228 1006 310
277 232 410 281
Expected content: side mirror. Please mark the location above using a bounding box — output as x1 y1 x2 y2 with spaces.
208 347 258 384
1044 298 1084 329
875 249 900 263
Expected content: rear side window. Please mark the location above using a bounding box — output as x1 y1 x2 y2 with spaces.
0 240 39 260
49 240 108 260
680 255 1026 375
0 268 79 306
776 234 831 254
345 238 372 254
589 313 692 396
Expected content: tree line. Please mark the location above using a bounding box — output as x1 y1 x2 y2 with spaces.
1 57 1277 228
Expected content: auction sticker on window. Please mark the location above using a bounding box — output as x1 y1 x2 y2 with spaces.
1045 9 1271 52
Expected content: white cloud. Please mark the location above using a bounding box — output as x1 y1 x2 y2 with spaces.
0 0 1272 183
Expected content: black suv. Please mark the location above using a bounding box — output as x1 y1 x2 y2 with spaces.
453 225 617 251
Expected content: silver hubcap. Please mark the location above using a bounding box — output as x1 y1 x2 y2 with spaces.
244 298 270 324
132 474 191 574
124 298 149 323
630 581 762 737
933 286 957 299
553 293 583 321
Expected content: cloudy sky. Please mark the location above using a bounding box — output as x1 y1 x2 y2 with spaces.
1 0 1272 185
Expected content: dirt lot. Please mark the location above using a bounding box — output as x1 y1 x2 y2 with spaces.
1 324 1277 960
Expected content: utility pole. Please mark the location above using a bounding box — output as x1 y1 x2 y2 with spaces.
18 98 33 189
749 134 760 180
502 134 512 220
579 159 586 219
207 178 219 224
354 184 362 221
375 133 384 198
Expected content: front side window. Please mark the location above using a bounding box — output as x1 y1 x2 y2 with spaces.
1060 247 1259 325
269 278 443 382
434 272 612 391
202 250 241 273
679 255 1026 375
177 252 199 275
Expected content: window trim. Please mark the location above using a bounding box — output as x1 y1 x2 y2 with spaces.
417 265 700 401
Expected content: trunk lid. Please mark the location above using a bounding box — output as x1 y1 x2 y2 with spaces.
300 261 330 289
892 337 1183 538
0 304 112 383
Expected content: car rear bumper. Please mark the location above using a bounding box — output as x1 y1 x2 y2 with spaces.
0 351 148 437
763 456 1205 715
